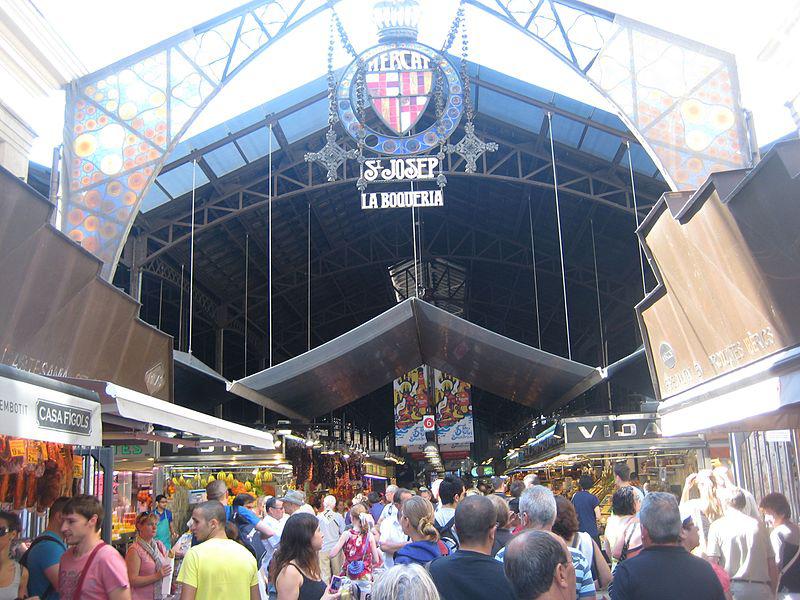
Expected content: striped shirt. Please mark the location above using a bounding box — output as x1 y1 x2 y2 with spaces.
496 542 596 599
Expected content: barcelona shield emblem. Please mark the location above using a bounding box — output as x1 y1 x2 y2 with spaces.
365 49 434 135
337 42 463 156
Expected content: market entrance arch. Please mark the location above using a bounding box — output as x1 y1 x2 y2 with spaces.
60 0 752 281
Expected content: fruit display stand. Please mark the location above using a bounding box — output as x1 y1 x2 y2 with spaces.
160 464 293 534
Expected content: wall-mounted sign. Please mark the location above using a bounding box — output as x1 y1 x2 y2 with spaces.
564 416 661 444
0 374 102 446
36 399 93 436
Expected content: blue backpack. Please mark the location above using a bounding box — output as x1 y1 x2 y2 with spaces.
232 507 270 567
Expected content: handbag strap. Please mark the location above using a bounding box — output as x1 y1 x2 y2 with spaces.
619 520 637 560
73 542 106 599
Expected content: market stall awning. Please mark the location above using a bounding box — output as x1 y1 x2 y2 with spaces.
229 298 603 420
659 345 800 436
62 379 275 449
173 351 242 413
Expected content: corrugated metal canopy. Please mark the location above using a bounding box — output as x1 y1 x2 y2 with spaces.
228 298 602 420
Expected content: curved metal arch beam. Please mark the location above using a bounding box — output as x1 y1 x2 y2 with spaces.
61 0 337 281
465 0 751 189
140 168 648 266
61 0 750 282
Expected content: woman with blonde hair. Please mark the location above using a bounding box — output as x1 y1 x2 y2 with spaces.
395 495 442 566
680 469 724 553
125 512 172 600
372 563 440 600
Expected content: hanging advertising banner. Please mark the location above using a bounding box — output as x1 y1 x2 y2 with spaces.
394 366 430 447
434 369 474 445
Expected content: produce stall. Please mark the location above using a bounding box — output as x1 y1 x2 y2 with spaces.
156 442 291 533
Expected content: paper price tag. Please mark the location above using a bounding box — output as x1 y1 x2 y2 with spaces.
26 443 40 463
73 456 84 478
9 440 25 457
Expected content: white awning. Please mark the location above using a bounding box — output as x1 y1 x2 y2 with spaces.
659 346 800 436
103 383 274 450
58 379 275 450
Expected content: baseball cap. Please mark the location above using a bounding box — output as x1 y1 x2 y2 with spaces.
679 506 694 527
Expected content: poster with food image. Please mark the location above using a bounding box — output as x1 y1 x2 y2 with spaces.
394 366 429 447
434 369 474 445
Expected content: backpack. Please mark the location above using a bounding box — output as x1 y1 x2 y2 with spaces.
435 516 458 553
20 532 63 599
233 507 270 567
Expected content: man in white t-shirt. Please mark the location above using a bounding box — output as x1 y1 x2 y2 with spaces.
379 487 412 568
259 497 286 567
377 485 399 528
706 487 777 599
434 475 464 546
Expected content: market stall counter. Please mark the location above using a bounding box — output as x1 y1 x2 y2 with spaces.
507 413 708 529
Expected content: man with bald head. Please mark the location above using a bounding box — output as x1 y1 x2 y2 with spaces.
429 495 515 600
504 530 577 600
177 501 259 599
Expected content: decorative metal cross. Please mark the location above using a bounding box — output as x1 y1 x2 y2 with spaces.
446 122 498 173
304 129 359 181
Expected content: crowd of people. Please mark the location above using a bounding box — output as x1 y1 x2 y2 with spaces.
5 463 800 599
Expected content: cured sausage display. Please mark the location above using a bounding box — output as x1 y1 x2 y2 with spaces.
0 435 76 510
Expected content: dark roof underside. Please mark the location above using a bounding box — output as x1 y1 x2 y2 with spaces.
121 61 665 436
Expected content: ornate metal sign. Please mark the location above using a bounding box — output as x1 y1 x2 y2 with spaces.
305 0 497 209
337 42 463 156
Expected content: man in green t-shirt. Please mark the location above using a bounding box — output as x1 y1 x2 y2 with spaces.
178 501 259 600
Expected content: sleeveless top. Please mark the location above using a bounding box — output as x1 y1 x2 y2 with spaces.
289 563 326 600
130 539 168 600
340 529 373 578
0 563 21 600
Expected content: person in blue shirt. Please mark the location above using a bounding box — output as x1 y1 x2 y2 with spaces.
25 496 69 600
152 493 175 550
572 475 601 546
394 496 442 567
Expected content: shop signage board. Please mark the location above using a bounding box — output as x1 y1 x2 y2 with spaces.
564 416 661 445
0 373 102 446
113 443 155 458
305 4 496 211
434 369 473 445
636 151 800 401
160 443 260 457
394 366 429 446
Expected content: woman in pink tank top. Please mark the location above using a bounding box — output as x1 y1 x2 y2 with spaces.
125 512 172 600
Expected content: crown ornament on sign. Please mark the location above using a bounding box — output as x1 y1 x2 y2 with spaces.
373 0 421 42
